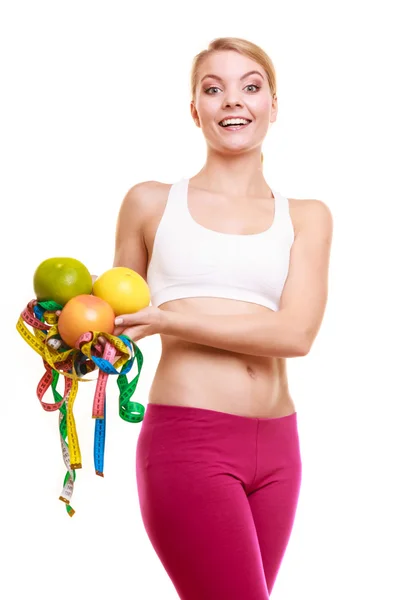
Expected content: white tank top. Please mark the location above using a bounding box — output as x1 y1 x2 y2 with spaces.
147 177 294 311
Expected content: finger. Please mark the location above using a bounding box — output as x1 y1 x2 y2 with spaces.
120 329 135 342
113 326 125 336
114 312 143 327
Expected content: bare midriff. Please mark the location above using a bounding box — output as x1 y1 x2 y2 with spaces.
142 180 299 419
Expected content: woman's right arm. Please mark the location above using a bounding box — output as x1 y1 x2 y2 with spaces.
112 182 152 281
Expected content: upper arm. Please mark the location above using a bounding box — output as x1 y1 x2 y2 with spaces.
113 181 155 281
279 199 333 355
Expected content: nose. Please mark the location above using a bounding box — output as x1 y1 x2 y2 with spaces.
222 91 244 108
224 100 243 109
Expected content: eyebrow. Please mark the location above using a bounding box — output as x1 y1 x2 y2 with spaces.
200 70 265 83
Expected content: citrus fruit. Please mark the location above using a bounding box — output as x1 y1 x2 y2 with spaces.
33 257 92 307
92 267 150 316
58 294 115 348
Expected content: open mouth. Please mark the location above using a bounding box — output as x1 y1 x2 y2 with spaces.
218 119 252 130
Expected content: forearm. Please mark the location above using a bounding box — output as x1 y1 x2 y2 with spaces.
160 310 307 358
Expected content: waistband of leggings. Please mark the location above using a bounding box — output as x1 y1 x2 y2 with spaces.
144 402 297 425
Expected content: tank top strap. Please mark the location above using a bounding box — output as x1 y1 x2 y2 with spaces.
270 187 294 241
270 187 289 213
160 178 187 224
169 177 187 202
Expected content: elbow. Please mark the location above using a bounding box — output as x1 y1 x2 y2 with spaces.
296 331 313 357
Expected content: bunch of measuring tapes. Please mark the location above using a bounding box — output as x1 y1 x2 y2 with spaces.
16 298 145 517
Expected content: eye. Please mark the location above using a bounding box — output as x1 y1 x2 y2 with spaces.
245 84 261 92
204 86 220 94
204 84 261 95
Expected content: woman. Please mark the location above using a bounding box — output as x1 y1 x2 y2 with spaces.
112 37 333 600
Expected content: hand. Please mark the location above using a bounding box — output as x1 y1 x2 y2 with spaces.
113 306 164 343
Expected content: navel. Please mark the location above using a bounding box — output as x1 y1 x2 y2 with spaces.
246 365 257 380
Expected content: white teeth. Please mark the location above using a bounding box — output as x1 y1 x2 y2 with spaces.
220 118 251 127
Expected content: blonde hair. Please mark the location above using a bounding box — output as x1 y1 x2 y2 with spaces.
190 37 277 165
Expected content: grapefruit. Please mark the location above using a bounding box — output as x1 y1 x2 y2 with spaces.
58 294 115 348
93 267 150 316
33 257 92 306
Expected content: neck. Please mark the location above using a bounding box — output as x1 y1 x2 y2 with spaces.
193 148 272 198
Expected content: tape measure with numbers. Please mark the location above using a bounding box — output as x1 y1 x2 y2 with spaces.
16 298 145 517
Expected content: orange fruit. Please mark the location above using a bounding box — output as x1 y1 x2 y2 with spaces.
58 294 115 348
92 267 150 316
33 257 92 306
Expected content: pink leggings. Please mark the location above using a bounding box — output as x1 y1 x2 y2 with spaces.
136 403 302 599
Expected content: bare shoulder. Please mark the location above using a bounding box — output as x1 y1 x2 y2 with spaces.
288 196 333 237
123 180 170 215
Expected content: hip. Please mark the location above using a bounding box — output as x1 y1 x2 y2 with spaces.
137 402 302 491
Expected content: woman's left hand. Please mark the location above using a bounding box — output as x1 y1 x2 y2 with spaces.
112 306 164 343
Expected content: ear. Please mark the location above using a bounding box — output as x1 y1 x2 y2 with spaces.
270 94 278 124
190 102 200 127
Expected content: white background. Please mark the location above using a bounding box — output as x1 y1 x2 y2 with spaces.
1 1 399 599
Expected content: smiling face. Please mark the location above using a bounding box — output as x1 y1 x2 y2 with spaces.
191 50 278 157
